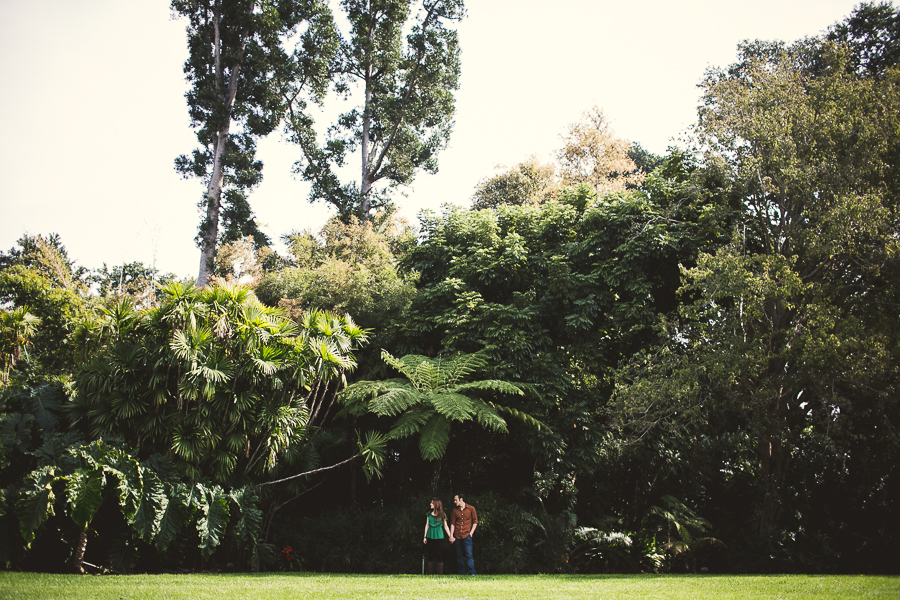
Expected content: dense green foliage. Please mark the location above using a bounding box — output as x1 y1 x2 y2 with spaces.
0 277 384 572
70 283 370 484
2 1 900 577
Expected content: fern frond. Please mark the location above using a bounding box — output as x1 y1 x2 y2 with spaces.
387 406 434 439
338 379 407 404
490 402 545 431
414 358 442 391
442 351 488 386
452 379 524 396
418 414 452 462
369 386 422 417
381 350 429 387
470 399 509 433
430 393 476 422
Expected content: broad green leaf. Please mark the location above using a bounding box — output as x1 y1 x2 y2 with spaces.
195 484 230 559
66 470 104 529
230 486 263 547
154 482 193 553
105 448 143 521
132 468 165 542
16 465 57 547
0 413 34 454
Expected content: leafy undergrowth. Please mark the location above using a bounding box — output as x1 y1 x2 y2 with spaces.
2 572 899 600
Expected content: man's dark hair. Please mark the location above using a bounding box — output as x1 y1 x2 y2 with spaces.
455 493 466 502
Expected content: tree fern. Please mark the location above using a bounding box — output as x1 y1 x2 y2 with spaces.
340 349 542 480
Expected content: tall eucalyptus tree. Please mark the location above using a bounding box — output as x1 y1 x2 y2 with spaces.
287 0 464 220
173 0 338 284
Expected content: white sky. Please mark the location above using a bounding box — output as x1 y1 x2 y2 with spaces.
0 0 865 278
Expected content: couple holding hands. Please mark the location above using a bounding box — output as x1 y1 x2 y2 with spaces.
422 493 477 576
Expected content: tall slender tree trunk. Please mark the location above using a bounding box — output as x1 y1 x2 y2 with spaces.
196 2 249 285
430 458 442 497
359 61 374 219
197 130 230 285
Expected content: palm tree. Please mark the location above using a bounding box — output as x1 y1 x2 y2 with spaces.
340 350 543 495
0 306 41 386
72 282 371 484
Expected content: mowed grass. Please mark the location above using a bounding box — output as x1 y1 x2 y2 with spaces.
1 572 898 600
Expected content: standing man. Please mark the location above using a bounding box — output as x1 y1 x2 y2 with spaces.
449 493 478 575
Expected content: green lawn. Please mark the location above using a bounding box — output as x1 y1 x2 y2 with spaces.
1 572 898 600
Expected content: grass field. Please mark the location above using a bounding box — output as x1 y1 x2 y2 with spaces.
2 572 899 600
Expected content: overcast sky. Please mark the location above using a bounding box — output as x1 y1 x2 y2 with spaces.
0 0 865 278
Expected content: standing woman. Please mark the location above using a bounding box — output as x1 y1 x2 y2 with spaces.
423 498 452 575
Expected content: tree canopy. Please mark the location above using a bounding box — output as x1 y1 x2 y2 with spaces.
287 0 465 220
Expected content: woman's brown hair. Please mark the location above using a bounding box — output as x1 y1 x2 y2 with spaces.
431 498 445 520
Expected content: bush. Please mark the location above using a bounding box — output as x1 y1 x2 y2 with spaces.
279 492 576 574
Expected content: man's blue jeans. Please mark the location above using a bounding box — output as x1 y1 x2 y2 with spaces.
455 534 475 575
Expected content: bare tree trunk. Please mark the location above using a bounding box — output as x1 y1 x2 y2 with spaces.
430 458 442 497
197 130 229 285
72 524 88 574
359 61 374 219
